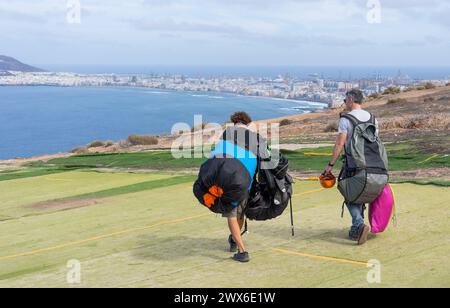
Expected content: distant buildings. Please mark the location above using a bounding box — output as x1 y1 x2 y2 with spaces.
0 71 441 106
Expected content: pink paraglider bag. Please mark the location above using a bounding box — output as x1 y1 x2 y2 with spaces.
369 184 396 234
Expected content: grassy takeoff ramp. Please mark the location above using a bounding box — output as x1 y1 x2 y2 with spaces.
0 169 449 287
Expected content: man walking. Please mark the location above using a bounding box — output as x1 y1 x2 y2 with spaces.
324 89 379 245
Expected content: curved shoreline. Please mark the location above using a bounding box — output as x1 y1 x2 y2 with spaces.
0 86 329 161
0 83 329 107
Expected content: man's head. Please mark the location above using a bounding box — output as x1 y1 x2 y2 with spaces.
344 89 364 111
230 112 252 126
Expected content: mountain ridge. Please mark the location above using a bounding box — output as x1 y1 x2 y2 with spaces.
0 55 45 72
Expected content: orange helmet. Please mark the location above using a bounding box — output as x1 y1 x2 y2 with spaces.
320 173 336 189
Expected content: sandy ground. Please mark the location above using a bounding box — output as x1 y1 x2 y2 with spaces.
31 198 102 211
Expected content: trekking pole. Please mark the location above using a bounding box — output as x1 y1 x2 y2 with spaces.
289 197 295 237
241 219 248 236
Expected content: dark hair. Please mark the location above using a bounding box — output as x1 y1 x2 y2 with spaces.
230 112 252 125
346 89 365 104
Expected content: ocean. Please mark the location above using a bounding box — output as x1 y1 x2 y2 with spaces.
0 86 326 160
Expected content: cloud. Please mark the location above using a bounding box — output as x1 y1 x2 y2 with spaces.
0 0 449 65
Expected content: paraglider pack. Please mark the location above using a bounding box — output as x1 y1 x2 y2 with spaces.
193 126 261 215
193 126 294 221
337 113 389 205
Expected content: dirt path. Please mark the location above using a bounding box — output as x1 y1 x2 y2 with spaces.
31 198 103 211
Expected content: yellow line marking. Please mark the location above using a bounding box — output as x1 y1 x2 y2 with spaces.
0 213 209 261
44 178 73 182
293 188 325 198
0 188 325 261
303 177 320 181
273 248 370 267
293 177 321 182
418 153 439 164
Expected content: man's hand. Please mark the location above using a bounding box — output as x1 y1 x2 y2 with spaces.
325 132 347 176
324 164 333 175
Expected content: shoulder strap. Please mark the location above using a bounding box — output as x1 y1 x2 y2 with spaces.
369 113 376 125
340 113 361 126
341 113 376 126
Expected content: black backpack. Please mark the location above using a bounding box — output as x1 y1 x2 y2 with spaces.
246 156 294 221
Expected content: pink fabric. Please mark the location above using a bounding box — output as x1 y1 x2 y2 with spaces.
369 184 394 234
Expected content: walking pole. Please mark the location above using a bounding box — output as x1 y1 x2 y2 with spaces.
290 197 295 237
241 219 248 236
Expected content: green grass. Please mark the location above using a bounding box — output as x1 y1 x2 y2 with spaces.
56 175 196 202
0 168 69 182
0 171 174 220
26 145 449 175
29 151 206 170
282 148 343 171
0 170 449 287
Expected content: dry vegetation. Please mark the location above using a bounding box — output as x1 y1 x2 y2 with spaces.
127 135 159 146
259 85 450 152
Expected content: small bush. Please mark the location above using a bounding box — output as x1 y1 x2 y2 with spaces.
70 147 88 154
105 140 114 147
423 97 435 103
383 87 401 95
280 119 292 126
324 122 339 132
446 83 450 87
424 82 436 90
87 141 105 148
127 135 159 146
387 98 407 105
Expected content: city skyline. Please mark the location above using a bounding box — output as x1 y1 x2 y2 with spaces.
0 0 449 67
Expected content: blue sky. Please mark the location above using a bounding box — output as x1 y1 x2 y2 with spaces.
0 0 449 67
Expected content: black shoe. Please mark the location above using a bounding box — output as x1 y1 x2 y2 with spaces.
228 235 237 253
232 251 250 263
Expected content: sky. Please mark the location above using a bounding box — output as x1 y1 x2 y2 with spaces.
0 0 449 67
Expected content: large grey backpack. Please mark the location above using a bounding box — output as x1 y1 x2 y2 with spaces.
338 113 389 205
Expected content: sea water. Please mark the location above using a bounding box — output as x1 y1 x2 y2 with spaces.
0 86 326 159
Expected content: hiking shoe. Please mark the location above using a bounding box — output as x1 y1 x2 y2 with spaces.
228 235 237 253
232 251 250 263
357 224 370 246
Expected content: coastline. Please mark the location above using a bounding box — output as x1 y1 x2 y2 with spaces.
0 85 329 162
0 83 329 107
2 84 450 166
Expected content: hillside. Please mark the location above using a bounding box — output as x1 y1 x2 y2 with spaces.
265 85 450 147
0 55 45 72
118 85 450 155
